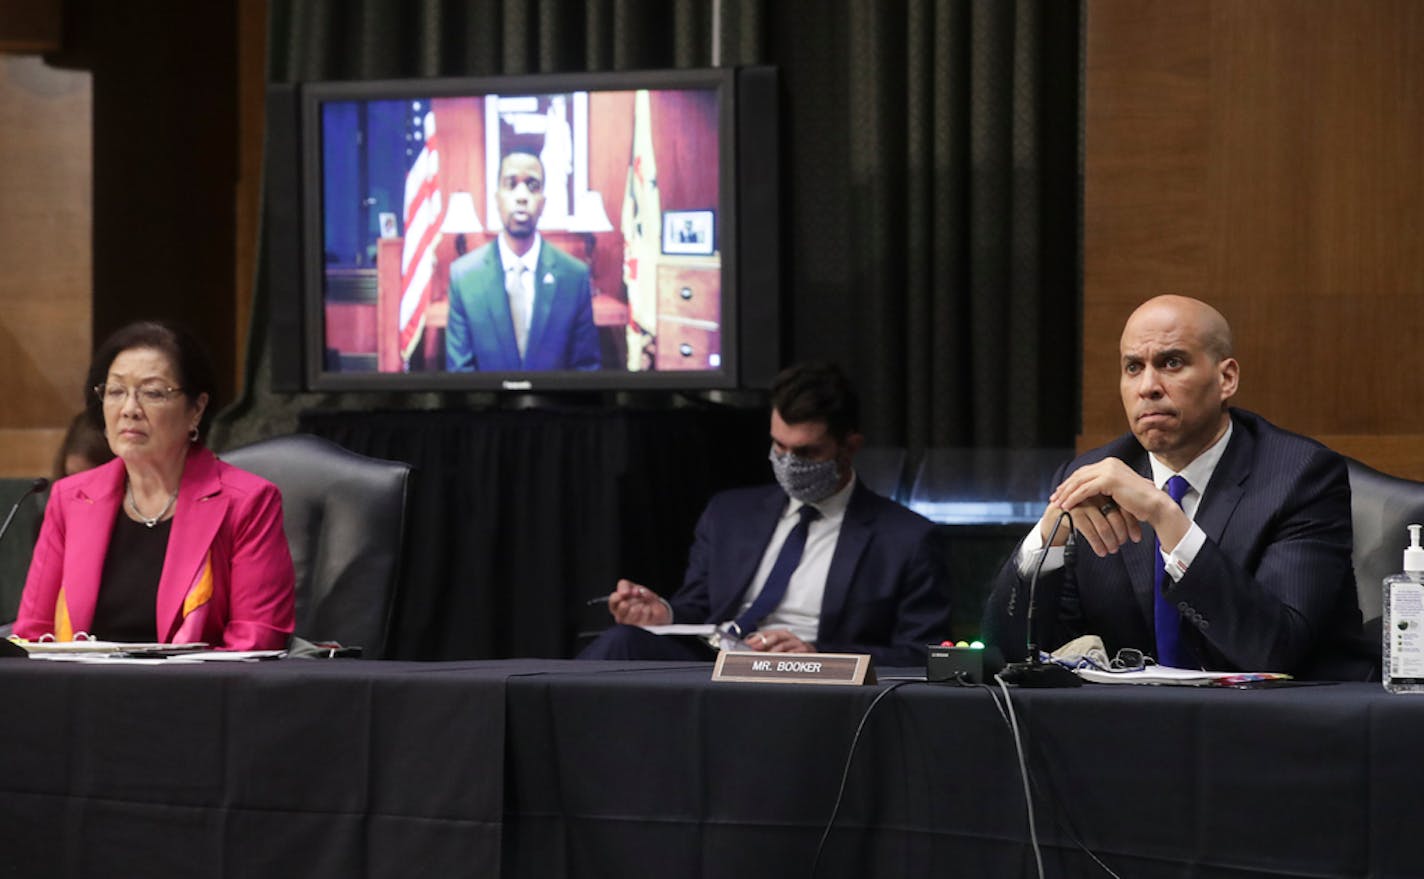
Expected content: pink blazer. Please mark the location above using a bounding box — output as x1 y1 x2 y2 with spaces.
14 446 295 650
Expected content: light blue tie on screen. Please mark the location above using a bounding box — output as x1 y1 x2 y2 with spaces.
731 504 820 637
507 263 529 359
1154 474 1192 666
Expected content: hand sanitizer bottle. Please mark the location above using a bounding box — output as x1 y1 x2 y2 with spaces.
1383 524 1424 693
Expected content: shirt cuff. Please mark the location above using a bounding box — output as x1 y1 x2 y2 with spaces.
1015 527 1066 578
1160 522 1206 583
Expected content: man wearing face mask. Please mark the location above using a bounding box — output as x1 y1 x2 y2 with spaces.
579 362 951 666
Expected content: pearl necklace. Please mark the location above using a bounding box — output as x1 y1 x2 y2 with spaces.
127 485 178 528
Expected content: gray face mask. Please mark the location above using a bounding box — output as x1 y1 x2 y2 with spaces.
768 446 843 503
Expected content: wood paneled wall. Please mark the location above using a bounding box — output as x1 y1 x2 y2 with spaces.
7 1 1422 483
1 1 262 479
0 0 61 52
0 56 91 476
1083 0 1424 480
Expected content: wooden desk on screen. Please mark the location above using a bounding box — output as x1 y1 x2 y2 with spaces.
375 236 449 372
655 255 720 370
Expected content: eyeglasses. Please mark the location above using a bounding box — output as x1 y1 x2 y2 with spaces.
1110 648 1157 671
93 383 185 407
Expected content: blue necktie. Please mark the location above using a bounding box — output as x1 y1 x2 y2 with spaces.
1154 475 1192 667
731 505 820 637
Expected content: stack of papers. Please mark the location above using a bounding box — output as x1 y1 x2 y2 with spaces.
1076 666 1291 686
8 638 283 663
15 640 208 655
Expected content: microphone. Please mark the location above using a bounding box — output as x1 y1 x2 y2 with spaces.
999 510 1082 688
0 477 49 550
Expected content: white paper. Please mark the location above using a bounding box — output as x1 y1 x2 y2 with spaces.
166 650 286 662
12 639 208 655
27 649 285 664
1076 666 1290 686
638 624 717 637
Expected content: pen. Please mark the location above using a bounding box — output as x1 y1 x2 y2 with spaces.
585 595 611 606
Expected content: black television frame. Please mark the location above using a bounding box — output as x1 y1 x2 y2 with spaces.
271 66 779 395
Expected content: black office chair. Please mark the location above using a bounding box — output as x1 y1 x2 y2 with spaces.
222 433 412 658
1347 457 1424 628
0 479 45 625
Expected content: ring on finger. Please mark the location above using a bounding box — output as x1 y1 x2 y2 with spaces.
1099 500 1119 516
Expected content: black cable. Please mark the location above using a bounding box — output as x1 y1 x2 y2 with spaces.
809 679 919 878
1025 510 1073 658
991 674 1046 879
979 681 1123 879
809 672 1122 879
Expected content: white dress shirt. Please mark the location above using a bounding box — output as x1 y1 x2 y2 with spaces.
1016 420 1234 581
732 473 857 645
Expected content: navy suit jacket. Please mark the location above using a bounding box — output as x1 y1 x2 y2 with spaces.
668 480 952 667
444 237 600 372
983 408 1374 679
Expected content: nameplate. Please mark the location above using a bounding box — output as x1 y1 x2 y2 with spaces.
711 651 876 686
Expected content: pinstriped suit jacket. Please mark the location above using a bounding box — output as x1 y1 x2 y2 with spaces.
983 408 1373 679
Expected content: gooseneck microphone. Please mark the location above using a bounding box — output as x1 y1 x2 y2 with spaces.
0 477 49 550
999 510 1082 687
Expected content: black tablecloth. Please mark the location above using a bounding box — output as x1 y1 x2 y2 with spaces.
0 659 512 877
504 670 1422 878
1 659 1419 878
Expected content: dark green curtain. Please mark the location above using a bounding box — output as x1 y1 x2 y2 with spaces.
216 0 1080 453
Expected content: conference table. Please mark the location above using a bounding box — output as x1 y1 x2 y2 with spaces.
0 657 1417 878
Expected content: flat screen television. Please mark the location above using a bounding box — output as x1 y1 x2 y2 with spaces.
270 66 779 394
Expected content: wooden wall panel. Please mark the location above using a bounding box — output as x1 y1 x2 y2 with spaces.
650 88 720 211
0 56 91 477
0 0 62 52
587 90 633 301
1083 0 1424 480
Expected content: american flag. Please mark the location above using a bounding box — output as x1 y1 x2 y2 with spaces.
398 106 446 364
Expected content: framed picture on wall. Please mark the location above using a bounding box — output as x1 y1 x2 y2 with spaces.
662 209 716 256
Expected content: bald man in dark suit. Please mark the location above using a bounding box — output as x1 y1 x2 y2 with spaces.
983 295 1374 679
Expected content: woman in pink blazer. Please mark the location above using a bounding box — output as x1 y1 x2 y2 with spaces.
14 322 294 650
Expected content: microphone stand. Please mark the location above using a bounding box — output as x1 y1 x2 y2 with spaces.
999 511 1082 688
0 478 48 547
0 478 48 656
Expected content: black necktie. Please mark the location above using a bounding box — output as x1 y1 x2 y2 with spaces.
730 505 820 637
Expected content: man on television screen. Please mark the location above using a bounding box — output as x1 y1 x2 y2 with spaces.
445 149 601 372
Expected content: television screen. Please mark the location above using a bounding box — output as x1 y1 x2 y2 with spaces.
295 67 777 393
